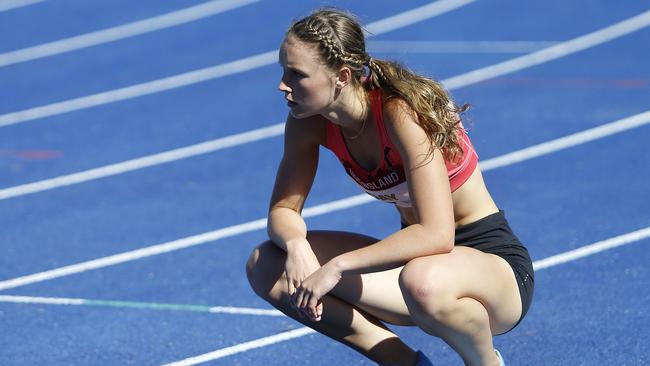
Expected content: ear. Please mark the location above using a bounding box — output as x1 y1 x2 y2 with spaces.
335 66 353 89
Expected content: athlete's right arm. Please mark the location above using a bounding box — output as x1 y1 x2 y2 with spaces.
268 115 325 310
267 114 324 253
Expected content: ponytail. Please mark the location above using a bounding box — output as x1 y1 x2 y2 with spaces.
367 58 468 163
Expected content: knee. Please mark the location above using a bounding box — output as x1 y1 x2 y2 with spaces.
245 241 285 299
399 258 457 322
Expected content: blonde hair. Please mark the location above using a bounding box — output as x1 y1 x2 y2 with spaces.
287 8 468 162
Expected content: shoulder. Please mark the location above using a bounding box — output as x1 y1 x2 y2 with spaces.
381 95 423 147
382 95 416 123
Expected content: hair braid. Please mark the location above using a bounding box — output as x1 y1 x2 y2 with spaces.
302 21 343 64
288 8 368 79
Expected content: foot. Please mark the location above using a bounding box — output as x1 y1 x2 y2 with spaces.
494 349 506 366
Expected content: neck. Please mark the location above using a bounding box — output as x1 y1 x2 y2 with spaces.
322 86 369 135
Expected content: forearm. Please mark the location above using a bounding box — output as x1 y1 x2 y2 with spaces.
267 207 309 252
330 224 453 275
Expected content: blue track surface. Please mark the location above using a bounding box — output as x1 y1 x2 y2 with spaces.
1 1 649 365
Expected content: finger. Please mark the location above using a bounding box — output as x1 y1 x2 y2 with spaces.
299 290 311 310
286 278 295 300
307 297 319 320
316 302 323 319
286 285 293 307
293 288 305 311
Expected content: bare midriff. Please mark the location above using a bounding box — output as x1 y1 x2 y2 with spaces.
397 166 499 228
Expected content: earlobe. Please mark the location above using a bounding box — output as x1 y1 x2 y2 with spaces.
336 67 352 89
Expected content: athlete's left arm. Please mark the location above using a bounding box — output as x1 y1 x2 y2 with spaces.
293 98 456 320
331 97 456 273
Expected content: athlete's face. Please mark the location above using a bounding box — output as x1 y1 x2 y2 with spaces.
278 37 337 118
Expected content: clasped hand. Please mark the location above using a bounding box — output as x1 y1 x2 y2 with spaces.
290 262 342 322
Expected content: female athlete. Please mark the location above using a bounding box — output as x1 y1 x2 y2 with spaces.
246 8 534 366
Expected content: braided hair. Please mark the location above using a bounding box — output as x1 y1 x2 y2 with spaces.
287 8 468 163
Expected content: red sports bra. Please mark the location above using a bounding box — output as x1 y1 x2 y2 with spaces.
322 89 478 207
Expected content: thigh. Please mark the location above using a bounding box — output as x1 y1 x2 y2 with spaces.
306 230 415 326
402 246 522 334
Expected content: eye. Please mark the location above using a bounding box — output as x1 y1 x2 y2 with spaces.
290 69 306 78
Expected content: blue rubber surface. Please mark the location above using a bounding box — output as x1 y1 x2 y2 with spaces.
1 1 648 365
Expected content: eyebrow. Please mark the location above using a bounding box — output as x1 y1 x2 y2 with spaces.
279 63 308 75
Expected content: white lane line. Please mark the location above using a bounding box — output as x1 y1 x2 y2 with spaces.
368 41 559 53
0 194 374 291
533 227 650 270
162 328 317 366
0 295 283 316
0 0 260 68
364 0 476 35
3 12 650 202
163 227 650 365
0 110 647 291
443 10 650 89
0 123 286 200
0 217 267 291
0 0 44 12
479 110 650 171
0 0 476 128
208 306 283 316
0 295 84 305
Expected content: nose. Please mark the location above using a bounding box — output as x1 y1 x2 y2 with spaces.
278 74 291 93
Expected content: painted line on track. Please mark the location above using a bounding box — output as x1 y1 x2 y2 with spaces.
163 327 317 366
0 123 286 200
163 226 650 365
443 10 650 89
479 110 650 170
0 0 44 12
0 295 283 316
368 40 559 53
1 110 648 291
0 0 477 128
1 11 649 200
0 0 260 68
3 226 648 317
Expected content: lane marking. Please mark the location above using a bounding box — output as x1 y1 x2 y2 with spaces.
0 0 260 68
0 295 283 316
368 40 559 53
4 226 648 314
1 105 648 202
443 10 650 89
0 0 44 12
533 227 650 270
163 226 650 365
0 0 477 127
363 0 476 35
0 123 286 200
1 10 649 199
479 110 650 171
163 328 317 366
0 111 648 291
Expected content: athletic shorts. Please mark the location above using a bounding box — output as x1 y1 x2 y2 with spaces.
402 210 534 332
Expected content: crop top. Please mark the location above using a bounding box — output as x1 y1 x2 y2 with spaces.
322 88 478 208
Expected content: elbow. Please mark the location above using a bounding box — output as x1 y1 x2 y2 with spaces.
417 224 454 254
438 235 455 253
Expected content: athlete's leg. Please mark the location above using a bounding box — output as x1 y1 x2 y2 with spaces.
246 234 418 366
398 246 522 366
248 231 522 366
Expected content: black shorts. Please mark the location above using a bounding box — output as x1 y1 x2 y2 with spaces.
402 210 534 332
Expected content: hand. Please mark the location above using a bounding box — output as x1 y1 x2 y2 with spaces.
284 239 321 314
291 262 342 322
